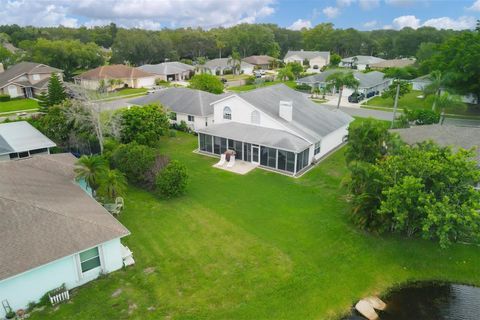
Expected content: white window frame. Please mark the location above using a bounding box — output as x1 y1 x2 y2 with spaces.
223 106 232 120
188 115 194 122
314 142 321 155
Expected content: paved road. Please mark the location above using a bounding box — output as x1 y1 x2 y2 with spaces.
95 96 139 111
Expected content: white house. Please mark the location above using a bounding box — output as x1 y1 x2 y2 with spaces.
297 69 391 97
340 55 385 71
138 62 194 82
129 87 225 131
0 153 131 317
283 50 330 70
204 58 254 75
410 75 477 104
197 84 353 176
0 121 56 161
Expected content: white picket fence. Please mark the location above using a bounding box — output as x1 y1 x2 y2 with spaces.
48 290 70 305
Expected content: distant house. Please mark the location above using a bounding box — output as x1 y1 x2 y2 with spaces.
0 121 56 161
0 62 63 98
74 64 156 90
0 153 130 317
204 58 254 75
297 69 391 97
242 55 278 69
197 84 353 176
138 62 194 81
391 125 480 166
370 58 416 70
283 50 330 70
340 55 385 71
410 75 477 104
129 87 225 131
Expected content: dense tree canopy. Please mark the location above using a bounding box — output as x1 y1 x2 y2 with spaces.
189 74 224 94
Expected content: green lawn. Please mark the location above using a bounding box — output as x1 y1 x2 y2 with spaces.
0 98 39 114
363 90 480 117
218 74 252 81
229 80 296 92
29 132 480 320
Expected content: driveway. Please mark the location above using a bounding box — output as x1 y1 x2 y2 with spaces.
95 96 140 111
325 105 395 121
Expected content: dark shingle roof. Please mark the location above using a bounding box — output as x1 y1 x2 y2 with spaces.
0 154 130 281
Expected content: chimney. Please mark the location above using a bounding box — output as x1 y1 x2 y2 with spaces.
0 63 4 73
279 100 293 122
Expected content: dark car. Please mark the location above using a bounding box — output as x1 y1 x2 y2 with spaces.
348 92 365 103
220 78 227 83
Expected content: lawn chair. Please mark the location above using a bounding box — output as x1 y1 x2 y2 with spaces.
217 154 226 166
227 155 235 168
103 197 124 216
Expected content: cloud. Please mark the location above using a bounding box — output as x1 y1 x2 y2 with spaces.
392 15 421 29
0 0 276 29
358 0 380 10
423 16 476 30
363 20 377 28
323 6 340 18
468 0 480 11
337 0 355 6
288 19 312 30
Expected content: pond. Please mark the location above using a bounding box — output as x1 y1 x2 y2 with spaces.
343 282 480 320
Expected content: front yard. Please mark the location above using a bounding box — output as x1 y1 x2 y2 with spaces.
29 132 480 320
0 98 39 114
228 80 296 92
362 90 480 118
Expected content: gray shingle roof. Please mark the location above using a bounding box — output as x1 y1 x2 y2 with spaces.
137 62 194 76
129 87 226 117
391 125 480 165
198 122 311 152
0 121 56 156
0 62 62 89
0 153 130 281
297 70 389 89
204 58 253 69
236 84 353 143
341 55 385 65
284 50 330 60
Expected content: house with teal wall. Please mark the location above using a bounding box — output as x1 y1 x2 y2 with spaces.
0 153 131 316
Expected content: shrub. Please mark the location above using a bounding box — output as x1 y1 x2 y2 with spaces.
145 154 171 189
110 142 157 187
189 74 224 94
120 104 170 146
168 129 177 137
405 108 440 125
295 83 312 92
0 94 10 102
245 76 256 85
155 160 188 198
5 310 15 319
155 79 169 85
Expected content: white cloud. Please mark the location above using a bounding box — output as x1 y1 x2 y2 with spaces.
392 15 421 29
468 0 480 11
363 20 377 28
0 0 276 29
288 19 312 30
337 0 355 6
358 0 380 10
323 6 340 18
423 16 476 30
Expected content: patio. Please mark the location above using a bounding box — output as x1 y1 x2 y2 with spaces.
213 159 258 175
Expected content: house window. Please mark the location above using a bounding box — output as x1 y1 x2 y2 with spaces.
32 74 40 81
314 142 321 155
251 110 260 124
188 115 194 122
170 112 177 121
79 247 101 273
223 106 232 120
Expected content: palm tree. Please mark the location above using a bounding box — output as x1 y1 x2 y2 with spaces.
228 50 242 75
74 155 108 195
424 70 447 112
276 67 294 82
383 67 410 128
435 92 465 123
97 169 127 201
326 72 360 109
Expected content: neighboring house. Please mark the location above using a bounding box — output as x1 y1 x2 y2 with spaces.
0 121 56 161
410 75 477 104
74 64 156 90
204 58 254 75
197 84 353 176
297 69 391 97
242 55 278 69
0 153 130 317
340 55 385 71
0 61 63 98
391 125 480 166
129 87 225 131
370 58 416 70
138 62 194 81
283 50 330 70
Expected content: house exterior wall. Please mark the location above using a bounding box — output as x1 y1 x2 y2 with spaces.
135 76 156 88
309 56 328 69
3 84 22 98
172 113 212 131
76 77 155 90
0 238 124 317
316 124 348 159
284 55 304 65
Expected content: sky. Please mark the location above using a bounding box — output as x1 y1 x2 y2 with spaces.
0 0 479 31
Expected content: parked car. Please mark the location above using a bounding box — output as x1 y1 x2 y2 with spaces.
348 92 365 103
220 78 227 83
366 91 375 98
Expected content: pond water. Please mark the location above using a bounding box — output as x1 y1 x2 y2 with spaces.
343 282 480 320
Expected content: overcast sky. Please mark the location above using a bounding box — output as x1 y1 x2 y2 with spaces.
0 0 479 31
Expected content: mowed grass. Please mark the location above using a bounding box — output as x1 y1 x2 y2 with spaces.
363 90 480 117
30 132 480 320
229 80 296 92
0 98 39 114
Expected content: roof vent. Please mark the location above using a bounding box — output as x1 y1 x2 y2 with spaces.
279 100 293 122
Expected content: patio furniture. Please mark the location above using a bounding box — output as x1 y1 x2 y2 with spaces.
227 155 236 168
103 197 124 216
217 154 226 166
121 245 135 267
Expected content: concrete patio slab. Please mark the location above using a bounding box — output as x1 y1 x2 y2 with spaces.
213 160 258 175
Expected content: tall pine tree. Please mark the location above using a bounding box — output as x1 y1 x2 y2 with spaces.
46 73 67 107
37 91 49 113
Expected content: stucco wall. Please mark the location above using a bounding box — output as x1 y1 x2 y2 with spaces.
0 238 124 316
173 113 211 131
317 124 349 159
